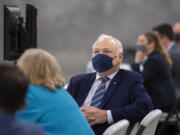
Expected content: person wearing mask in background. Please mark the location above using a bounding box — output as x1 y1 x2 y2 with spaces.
67 34 153 135
131 32 175 112
0 63 45 135
153 23 180 97
17 48 95 135
173 22 180 46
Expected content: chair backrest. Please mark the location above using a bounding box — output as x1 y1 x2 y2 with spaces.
103 119 129 135
129 123 139 135
156 96 180 135
136 109 162 135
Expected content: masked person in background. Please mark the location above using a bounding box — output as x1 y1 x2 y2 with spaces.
67 34 153 135
153 23 180 97
131 32 176 112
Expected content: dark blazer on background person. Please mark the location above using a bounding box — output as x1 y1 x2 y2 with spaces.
168 43 180 93
132 50 176 112
67 69 153 135
0 112 45 135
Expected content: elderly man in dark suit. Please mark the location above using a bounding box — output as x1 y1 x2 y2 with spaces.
67 34 153 135
153 23 180 96
0 63 45 135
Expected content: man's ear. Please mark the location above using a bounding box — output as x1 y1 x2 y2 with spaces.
118 53 123 62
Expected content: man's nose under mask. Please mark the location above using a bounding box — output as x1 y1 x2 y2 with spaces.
92 54 117 73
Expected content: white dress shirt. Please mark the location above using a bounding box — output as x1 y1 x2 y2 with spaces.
83 71 118 124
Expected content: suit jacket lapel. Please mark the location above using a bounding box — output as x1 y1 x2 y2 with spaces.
79 73 96 106
100 70 122 108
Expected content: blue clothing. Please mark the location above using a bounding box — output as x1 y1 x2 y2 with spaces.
17 85 94 135
0 112 45 135
67 69 153 135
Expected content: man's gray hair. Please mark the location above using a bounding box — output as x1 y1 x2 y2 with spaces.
92 34 123 54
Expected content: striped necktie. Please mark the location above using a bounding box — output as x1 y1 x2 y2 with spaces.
90 77 109 108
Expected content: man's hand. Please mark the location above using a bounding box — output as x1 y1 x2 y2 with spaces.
80 106 108 126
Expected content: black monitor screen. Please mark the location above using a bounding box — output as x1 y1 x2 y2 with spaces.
26 4 37 48
4 5 21 60
4 4 38 61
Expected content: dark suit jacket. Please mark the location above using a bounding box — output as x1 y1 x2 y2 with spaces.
0 112 45 135
132 50 176 112
169 44 180 91
67 69 153 135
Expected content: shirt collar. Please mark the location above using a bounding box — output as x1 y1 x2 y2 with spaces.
95 70 118 80
167 42 175 51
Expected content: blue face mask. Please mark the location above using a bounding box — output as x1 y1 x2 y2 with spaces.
136 45 147 52
92 54 114 73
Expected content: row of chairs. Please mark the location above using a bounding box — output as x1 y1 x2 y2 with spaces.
156 96 180 135
103 109 162 135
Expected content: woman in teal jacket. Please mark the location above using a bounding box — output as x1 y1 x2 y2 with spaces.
17 49 94 135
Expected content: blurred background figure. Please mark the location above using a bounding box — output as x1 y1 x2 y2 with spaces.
0 63 45 135
17 48 94 135
173 22 180 46
153 23 180 97
131 32 175 112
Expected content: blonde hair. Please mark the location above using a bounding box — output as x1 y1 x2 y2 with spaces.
18 48 65 92
143 32 173 68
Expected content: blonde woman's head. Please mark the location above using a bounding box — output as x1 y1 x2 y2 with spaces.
142 32 173 68
18 48 65 92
